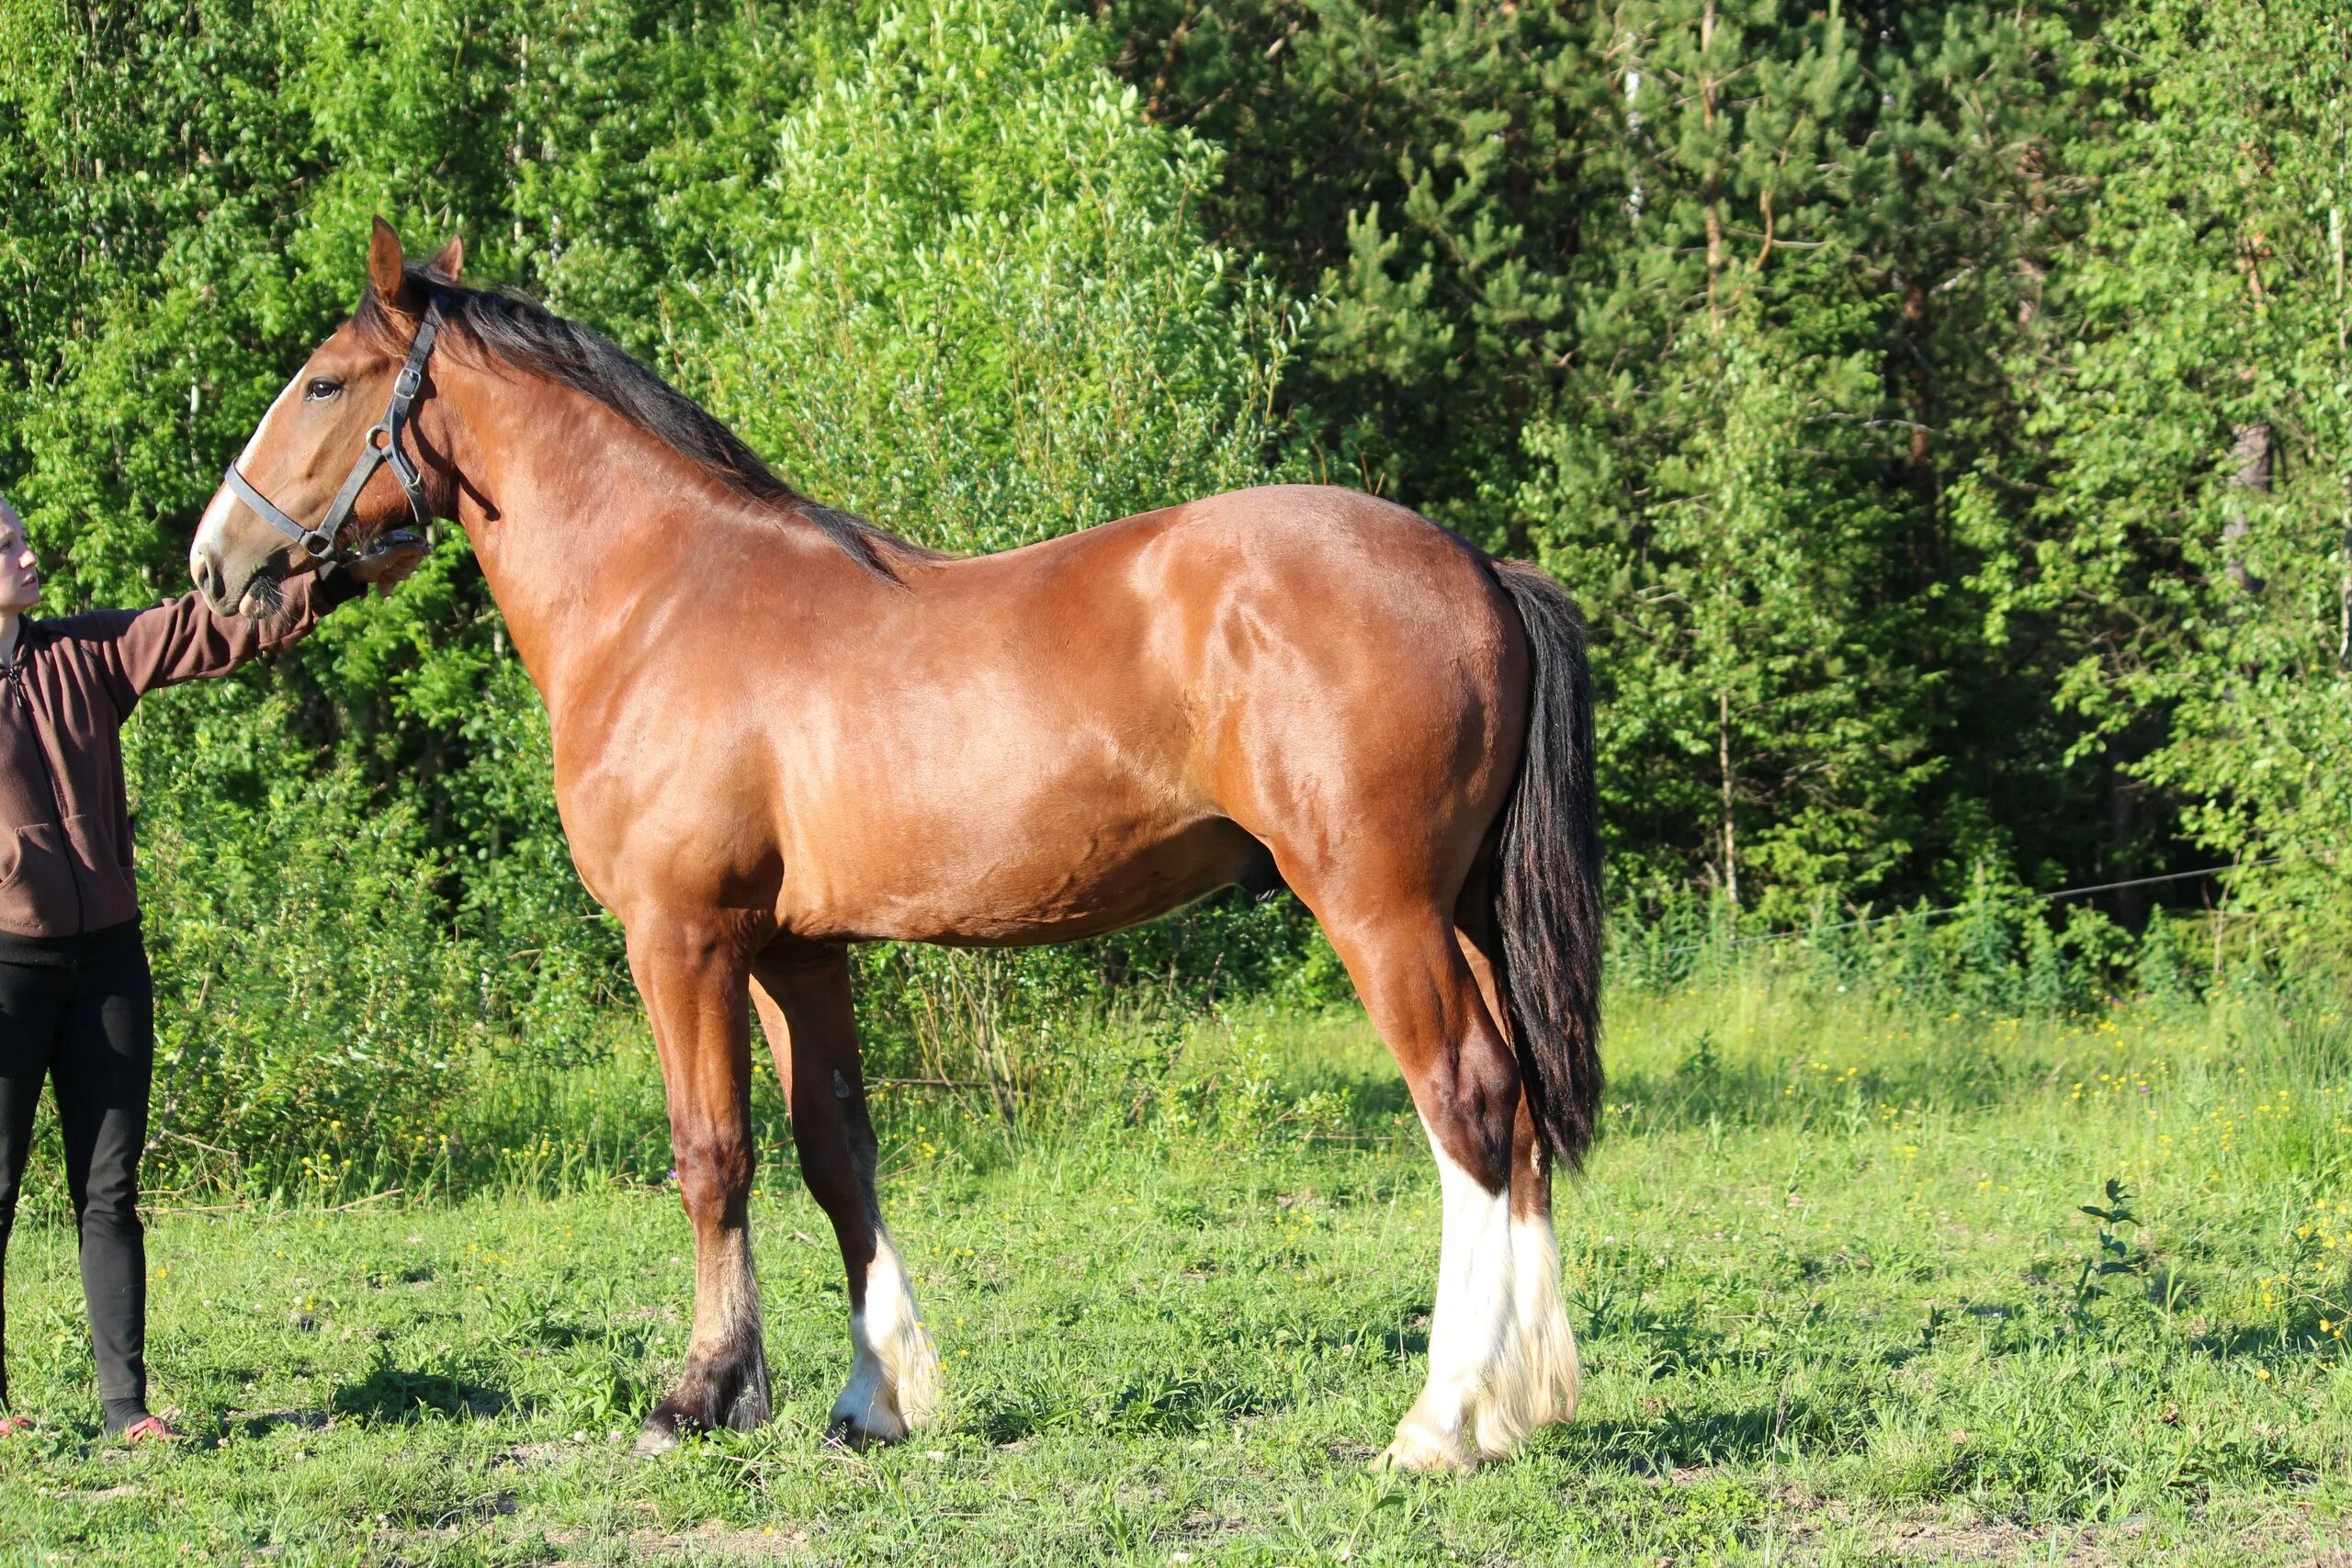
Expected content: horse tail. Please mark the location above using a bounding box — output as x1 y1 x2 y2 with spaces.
1488 560 1605 1171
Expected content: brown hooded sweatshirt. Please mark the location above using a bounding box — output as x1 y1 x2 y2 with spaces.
0 572 361 942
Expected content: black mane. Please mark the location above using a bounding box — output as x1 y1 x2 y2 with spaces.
356 267 931 580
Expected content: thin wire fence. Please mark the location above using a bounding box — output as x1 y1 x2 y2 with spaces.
1661 858 2281 957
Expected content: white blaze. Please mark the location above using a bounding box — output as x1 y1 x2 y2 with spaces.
193 372 302 558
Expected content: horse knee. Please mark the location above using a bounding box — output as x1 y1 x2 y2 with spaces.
671 1129 752 1222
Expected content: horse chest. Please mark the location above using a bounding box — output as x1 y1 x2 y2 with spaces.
547 742 785 919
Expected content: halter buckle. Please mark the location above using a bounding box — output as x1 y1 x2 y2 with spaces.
223 299 445 567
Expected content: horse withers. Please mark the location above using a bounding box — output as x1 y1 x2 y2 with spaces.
189 220 1603 1472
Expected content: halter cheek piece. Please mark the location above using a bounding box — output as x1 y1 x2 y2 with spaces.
221 300 446 563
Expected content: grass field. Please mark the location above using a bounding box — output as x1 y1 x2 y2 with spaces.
4 978 2350 1565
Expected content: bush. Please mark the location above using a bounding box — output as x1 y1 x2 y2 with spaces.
126 694 492 1195
679 0 1295 551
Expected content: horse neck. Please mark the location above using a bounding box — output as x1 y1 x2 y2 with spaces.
431 367 873 714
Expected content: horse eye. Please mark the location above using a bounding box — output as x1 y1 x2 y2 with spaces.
304 378 343 401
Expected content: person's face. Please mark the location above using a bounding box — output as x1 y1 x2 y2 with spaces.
0 507 41 615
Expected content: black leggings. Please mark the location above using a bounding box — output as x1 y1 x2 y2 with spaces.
0 937 153 1416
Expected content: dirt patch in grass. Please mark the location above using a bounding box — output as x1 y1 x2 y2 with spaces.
1877 1517 2106 1562
1773 1498 2333 1565
542 1521 813 1562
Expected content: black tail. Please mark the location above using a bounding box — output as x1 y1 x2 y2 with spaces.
1489 560 1604 1170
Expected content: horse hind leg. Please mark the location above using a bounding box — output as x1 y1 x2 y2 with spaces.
1460 913 1580 1456
1491 1094 1578 1453
1327 909 1575 1471
752 946 941 1445
628 923 772 1453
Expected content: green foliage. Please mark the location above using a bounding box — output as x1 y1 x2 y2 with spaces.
684 0 1295 551
1605 863 2300 1025
1527 304 1935 919
2072 1177 2158 1328
1958 0 2352 960
5 0 2352 1180
1101 0 1608 545
120 689 492 1190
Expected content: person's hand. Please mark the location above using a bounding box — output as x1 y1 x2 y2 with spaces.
346 530 430 592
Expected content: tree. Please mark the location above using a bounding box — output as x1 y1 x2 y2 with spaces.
1960 0 2352 957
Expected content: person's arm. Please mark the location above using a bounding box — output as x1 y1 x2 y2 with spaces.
94 567 368 701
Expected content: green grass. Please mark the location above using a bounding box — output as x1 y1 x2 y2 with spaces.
4 980 2350 1564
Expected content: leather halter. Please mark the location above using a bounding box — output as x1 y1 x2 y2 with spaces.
221 300 446 563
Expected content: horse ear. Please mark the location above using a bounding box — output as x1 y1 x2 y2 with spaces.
368 217 408 305
427 232 466 283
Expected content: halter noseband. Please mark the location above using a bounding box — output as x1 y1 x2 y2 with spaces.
221 300 446 563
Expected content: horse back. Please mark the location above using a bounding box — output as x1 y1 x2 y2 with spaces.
561 484 1519 944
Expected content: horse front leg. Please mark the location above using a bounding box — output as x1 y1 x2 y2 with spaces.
752 944 941 1445
629 921 772 1454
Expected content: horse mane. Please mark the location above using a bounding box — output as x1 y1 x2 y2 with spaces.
355 267 935 581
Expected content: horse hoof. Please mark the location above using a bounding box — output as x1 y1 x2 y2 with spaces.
1374 1409 1477 1475
824 1408 907 1450
635 1404 696 1458
1374 1438 1476 1475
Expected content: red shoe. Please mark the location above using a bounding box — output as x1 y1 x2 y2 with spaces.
118 1415 179 1444
0 1415 31 1438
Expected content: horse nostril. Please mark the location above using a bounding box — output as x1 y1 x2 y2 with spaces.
194 555 222 604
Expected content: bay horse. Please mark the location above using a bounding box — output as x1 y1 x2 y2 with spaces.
189 221 1602 1472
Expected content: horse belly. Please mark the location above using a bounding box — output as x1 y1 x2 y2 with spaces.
802 812 1265 948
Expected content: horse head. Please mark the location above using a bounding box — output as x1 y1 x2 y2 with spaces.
192 218 462 615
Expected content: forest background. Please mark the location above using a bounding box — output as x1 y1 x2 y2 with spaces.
1 0 2347 1183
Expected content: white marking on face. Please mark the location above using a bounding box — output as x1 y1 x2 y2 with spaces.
243 372 305 467
194 372 304 558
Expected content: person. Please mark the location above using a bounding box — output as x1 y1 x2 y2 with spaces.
0 493 420 1441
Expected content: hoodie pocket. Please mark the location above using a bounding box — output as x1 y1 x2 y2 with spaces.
62 812 139 930
0 820 81 935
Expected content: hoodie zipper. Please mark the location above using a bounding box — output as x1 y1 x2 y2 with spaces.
5 657 87 934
